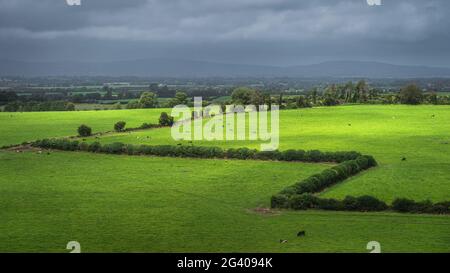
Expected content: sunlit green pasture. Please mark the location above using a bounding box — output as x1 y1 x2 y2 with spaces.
1 151 448 253
0 109 167 147
1 105 449 252
87 105 450 202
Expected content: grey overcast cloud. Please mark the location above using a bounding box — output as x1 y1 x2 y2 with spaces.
0 0 449 66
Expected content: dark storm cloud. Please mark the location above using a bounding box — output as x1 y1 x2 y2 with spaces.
0 0 449 66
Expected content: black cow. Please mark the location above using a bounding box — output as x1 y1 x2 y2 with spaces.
297 231 306 237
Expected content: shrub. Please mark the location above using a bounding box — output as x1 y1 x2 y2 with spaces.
280 149 305 161
101 142 125 154
392 198 417 213
343 196 359 211
363 155 378 167
305 150 323 162
114 121 126 132
159 112 174 126
138 123 159 130
271 194 289 209
137 145 153 155
316 198 343 211
289 194 319 210
125 144 136 155
392 198 440 214
79 142 89 151
77 124 92 137
88 142 102 152
253 150 281 161
354 195 388 211
430 202 450 214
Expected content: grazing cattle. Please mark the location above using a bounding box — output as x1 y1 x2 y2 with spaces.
297 231 306 237
402 157 407 161
279 239 288 244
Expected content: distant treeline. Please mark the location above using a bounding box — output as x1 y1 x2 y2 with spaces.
2 100 75 112
2 81 450 112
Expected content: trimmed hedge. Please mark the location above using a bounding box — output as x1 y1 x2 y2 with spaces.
31 139 363 163
392 198 450 214
286 155 377 196
271 194 388 212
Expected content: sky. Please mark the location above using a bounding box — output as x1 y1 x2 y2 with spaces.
0 0 449 67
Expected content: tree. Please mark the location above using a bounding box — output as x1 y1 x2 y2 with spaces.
126 101 140 109
139 92 158 108
65 102 75 111
4 101 20 112
114 121 126 132
343 82 354 102
427 91 438 105
159 112 174 126
263 94 272 110
113 102 122 110
295 95 311 108
169 91 189 106
103 85 114 100
231 87 263 105
78 124 92 137
399 84 423 105
355 80 368 102
310 88 318 105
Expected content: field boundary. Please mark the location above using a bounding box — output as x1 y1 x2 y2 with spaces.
23 138 450 215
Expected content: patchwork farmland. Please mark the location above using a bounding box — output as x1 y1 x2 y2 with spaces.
1 105 449 252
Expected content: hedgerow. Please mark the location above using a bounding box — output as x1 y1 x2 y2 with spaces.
30 139 362 163
285 155 377 196
273 194 388 212
392 198 450 214
28 138 449 214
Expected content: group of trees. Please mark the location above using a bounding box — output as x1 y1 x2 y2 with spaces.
126 91 189 109
294 82 429 106
3 101 75 112
76 112 173 137
227 83 445 109
2 81 450 112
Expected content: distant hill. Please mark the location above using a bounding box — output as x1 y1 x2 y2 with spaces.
1 59 450 78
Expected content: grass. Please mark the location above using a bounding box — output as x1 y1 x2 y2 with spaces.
86 105 450 202
1 151 448 253
1 104 449 252
0 108 167 147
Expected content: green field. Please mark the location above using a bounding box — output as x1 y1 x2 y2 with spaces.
0 109 167 147
85 105 450 202
0 105 449 252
